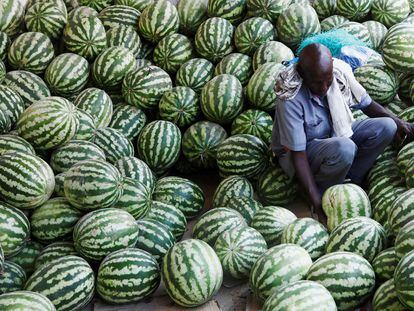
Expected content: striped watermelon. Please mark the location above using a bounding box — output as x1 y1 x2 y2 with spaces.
0 291 55 311
0 111 10 134
74 87 113 128
382 23 414 73
371 0 410 28
250 244 312 301
372 247 398 281
226 196 262 224
115 0 152 10
73 208 139 261
394 250 414 308
98 5 140 29
320 15 349 31
263 280 336 311
182 121 228 169
212 175 254 208
336 22 372 47
252 41 294 71
0 153 54 210
251 206 297 247
246 62 284 110
312 0 336 19
92 46 136 90
138 0 179 43
114 177 152 219
208 0 246 24
194 17 234 63
50 140 105 173
8 32 54 74
373 279 407 311
7 241 43 275
106 25 141 57
146 201 187 241
354 65 399 105
79 0 112 11
215 53 253 86
388 189 414 235
53 172 65 197
175 58 214 93
109 103 146 140
73 109 96 141
0 61 4 83
363 20 388 51
395 219 414 260
0 203 29 257
177 0 208 35
44 53 89 97
63 16 107 60
17 97 79 150
159 86 200 127
0 85 25 125
162 239 222 307
68 6 98 21
64 159 123 210
246 0 289 24
94 127 134 163
0 262 26 294
372 187 406 226
306 252 376 311
25 256 94 311
137 120 181 174
113 156 155 190
34 242 77 270
135 219 175 263
231 109 272 144
216 134 269 179
122 65 173 109
276 4 320 48
397 141 414 174
214 226 267 279
336 0 373 21
234 17 275 56
322 183 372 232
97 248 160 303
153 176 204 219
30 197 82 243
0 134 34 157
405 159 414 188
0 32 8 61
399 106 414 122
326 216 386 262
281 218 329 261
0 0 24 37
24 1 67 40
398 73 413 102
192 207 246 246
3 70 51 108
200 74 243 124
256 164 297 206
153 33 194 73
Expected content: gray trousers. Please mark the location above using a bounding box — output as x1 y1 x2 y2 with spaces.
279 117 397 193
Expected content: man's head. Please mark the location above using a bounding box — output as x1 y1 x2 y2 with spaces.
297 43 333 97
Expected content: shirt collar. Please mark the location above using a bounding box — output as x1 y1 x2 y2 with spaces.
306 86 327 106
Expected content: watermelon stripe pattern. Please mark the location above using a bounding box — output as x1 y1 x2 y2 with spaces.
0 85 25 126
106 25 141 58
25 256 95 311
138 0 179 43
73 208 139 261
109 104 147 141
250 244 312 301
373 279 407 311
0 291 55 311
98 5 140 29
372 247 398 281
226 197 262 224
63 16 107 60
162 239 223 307
97 248 160 304
63 159 123 210
74 109 96 141
395 220 414 259
371 0 410 28
246 0 288 24
175 58 214 93
212 175 254 208
30 197 82 243
231 109 273 145
306 252 376 311
7 240 43 275
394 250 414 308
397 141 414 174
94 127 134 164
363 20 388 51
0 203 30 257
337 22 372 47
214 226 267 279
201 74 243 124
35 242 77 270
252 41 294 71
215 53 253 86
45 53 89 97
0 153 55 210
114 156 155 190
177 0 208 35
16 97 79 150
336 0 372 21
208 0 246 24
0 0 25 36
0 261 26 294
8 32 54 74
388 189 414 235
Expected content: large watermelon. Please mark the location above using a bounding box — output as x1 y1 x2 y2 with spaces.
109 103 146 140
208 0 246 24
34 242 77 270
175 58 215 93
372 247 398 281
177 0 208 35
212 175 254 208
113 156 155 190
0 291 55 311
372 279 408 311
246 0 290 24
0 0 25 36
371 0 410 28
106 25 141 57
395 219 414 259
231 109 273 145
0 85 25 125
93 127 134 164
336 0 373 21
98 5 140 29
7 241 43 276
252 41 294 71
394 250 414 308
215 53 253 86
388 189 414 235
0 261 26 294
0 134 34 157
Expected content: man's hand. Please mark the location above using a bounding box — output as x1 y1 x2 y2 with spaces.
394 118 414 143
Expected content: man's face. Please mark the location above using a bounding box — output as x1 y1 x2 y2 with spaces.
302 64 334 97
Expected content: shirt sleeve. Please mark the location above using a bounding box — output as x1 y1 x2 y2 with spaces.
274 99 306 151
350 93 372 110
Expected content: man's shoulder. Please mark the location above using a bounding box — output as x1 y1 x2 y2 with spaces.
278 85 308 108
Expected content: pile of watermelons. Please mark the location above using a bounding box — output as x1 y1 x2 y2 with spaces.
1 0 414 310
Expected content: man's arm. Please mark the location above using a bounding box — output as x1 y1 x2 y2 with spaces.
291 150 327 224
